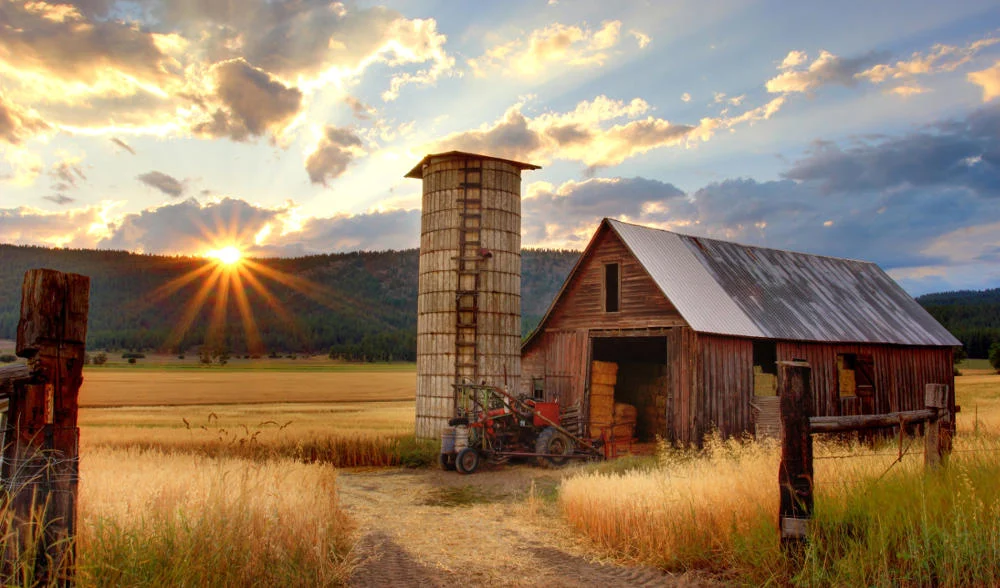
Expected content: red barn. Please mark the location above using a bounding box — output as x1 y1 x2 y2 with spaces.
520 219 960 446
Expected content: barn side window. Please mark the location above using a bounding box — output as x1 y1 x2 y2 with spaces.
604 263 620 313
837 353 875 397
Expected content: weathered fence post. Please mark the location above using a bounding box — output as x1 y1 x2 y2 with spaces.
778 360 813 551
5 269 89 584
924 383 948 470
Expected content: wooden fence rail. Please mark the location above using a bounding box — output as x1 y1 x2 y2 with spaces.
778 361 951 549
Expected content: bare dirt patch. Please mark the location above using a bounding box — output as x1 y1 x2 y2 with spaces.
340 465 710 587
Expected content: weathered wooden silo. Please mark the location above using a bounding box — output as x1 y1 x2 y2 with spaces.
406 151 540 439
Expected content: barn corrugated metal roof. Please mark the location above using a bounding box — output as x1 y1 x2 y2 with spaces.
607 219 960 346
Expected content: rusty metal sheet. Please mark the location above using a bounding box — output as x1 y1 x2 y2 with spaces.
608 219 959 347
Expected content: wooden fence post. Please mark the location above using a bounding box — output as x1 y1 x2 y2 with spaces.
6 269 89 584
924 383 948 470
778 360 813 550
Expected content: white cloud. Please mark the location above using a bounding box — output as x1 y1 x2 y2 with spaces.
681 92 691 102
630 30 651 49
968 60 1000 102
468 20 624 77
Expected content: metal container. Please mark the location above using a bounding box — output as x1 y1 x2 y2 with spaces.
408 152 540 439
453 424 469 451
440 426 456 454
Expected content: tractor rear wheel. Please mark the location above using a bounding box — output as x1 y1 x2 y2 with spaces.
535 426 574 467
455 448 480 474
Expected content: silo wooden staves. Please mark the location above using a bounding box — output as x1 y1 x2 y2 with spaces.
406 151 540 439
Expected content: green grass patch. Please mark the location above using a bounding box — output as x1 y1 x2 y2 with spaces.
958 358 993 371
420 485 505 507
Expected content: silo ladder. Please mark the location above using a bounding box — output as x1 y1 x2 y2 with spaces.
454 160 484 387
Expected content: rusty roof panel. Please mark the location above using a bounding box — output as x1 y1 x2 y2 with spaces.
608 219 960 346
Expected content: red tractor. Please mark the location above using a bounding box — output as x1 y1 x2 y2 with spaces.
439 384 602 474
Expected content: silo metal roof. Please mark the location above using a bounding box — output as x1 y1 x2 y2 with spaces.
607 219 960 346
404 151 541 179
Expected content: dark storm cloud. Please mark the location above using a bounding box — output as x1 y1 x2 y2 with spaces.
192 59 303 142
783 103 1000 197
137 170 185 197
305 126 363 186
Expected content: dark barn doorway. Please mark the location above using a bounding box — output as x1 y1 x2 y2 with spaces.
590 336 668 442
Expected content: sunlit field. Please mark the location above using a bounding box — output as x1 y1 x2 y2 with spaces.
78 447 353 586
80 364 423 467
560 372 1000 585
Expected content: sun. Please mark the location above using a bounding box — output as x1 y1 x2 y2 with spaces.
206 246 243 266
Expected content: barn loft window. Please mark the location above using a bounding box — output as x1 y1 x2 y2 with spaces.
603 263 621 313
838 353 875 398
753 341 777 396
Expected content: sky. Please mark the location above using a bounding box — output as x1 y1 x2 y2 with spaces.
1 0 999 295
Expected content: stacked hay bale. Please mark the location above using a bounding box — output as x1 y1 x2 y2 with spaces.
590 361 617 426
590 361 637 439
611 402 637 438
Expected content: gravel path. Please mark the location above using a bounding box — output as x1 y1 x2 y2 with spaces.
340 466 716 587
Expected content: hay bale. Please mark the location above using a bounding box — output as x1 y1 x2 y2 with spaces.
591 361 618 376
591 372 618 386
613 402 637 423
590 383 615 398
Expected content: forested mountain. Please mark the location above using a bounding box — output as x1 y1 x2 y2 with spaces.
917 288 1000 358
2 244 995 359
0 245 579 359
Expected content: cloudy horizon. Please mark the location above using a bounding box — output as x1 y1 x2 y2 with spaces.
2 0 1000 296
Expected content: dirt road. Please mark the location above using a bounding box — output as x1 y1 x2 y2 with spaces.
339 465 708 587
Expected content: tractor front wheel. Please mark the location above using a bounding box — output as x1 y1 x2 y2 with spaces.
536 426 574 467
455 448 480 474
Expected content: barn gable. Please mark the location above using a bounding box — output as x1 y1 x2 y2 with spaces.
523 221 685 353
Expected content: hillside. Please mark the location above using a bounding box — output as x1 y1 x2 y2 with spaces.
0 245 579 358
917 288 1000 358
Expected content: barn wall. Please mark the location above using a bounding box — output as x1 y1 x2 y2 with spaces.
545 227 685 331
775 341 955 418
686 335 955 446
520 329 589 407
695 335 754 443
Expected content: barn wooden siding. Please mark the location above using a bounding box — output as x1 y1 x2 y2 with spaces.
686 335 955 446
541 227 685 332
521 329 588 406
774 341 955 418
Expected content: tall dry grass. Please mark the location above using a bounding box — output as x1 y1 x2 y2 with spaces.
77 447 354 586
561 431 1000 585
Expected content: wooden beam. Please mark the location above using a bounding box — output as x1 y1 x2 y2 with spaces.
925 383 948 470
5 268 89 585
809 409 937 434
778 360 812 550
0 364 30 389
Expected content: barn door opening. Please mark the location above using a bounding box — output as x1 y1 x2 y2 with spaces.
589 336 668 442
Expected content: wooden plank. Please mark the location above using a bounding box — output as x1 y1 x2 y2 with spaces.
809 409 936 433
778 360 813 550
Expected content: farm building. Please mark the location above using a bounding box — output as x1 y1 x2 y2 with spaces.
521 218 961 446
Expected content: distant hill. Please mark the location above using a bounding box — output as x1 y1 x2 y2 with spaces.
0 245 579 359
3 244 994 359
917 288 1000 358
